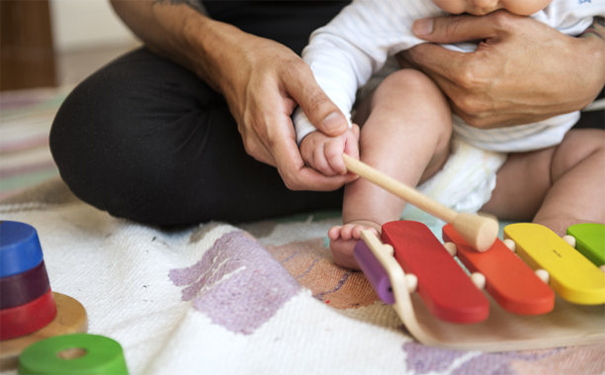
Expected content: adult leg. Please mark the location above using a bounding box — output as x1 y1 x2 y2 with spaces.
481 129 605 236
50 48 343 226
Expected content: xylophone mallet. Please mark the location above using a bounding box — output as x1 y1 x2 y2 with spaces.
342 153 499 252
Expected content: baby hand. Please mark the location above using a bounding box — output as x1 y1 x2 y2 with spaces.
300 125 360 176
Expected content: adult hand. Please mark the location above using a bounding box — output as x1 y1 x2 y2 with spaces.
399 11 605 128
215 30 355 191
111 0 353 192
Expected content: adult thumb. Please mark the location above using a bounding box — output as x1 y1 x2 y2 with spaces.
413 12 500 44
286 67 349 136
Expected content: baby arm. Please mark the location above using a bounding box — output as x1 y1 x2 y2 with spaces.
293 0 425 144
299 125 360 176
294 0 434 176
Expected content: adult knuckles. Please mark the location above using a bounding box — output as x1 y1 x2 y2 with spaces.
281 169 339 192
487 10 519 32
281 172 305 190
239 122 264 156
455 90 488 114
281 58 311 84
449 79 494 128
452 58 486 90
282 60 331 116
457 111 492 128
437 16 471 41
242 137 261 158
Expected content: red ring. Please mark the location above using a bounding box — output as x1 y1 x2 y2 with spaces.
0 289 56 340
0 261 50 309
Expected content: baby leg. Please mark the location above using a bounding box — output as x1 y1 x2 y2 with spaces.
330 69 452 269
482 129 605 236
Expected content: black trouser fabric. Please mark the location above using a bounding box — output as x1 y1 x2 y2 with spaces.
49 1 603 226
50 1 349 226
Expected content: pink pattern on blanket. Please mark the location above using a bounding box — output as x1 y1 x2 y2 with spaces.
169 230 301 334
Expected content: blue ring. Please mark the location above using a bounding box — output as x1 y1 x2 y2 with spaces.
0 221 44 277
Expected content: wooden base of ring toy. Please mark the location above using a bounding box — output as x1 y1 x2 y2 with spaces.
0 289 56 340
0 292 88 371
357 224 605 352
19 333 128 375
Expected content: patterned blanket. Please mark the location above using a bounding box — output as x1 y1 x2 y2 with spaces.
1 179 604 375
1 88 604 374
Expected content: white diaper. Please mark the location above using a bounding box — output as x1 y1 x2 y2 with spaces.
401 137 507 226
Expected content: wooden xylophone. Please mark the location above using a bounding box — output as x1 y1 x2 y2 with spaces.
355 221 605 352
342 154 604 351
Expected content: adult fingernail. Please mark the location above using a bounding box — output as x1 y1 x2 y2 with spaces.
413 18 434 36
322 112 345 133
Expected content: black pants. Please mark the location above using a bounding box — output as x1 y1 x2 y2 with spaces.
50 1 604 226
50 2 349 226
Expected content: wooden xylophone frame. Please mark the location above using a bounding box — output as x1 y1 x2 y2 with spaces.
357 224 605 352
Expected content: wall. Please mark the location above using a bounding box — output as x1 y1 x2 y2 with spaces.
49 0 137 52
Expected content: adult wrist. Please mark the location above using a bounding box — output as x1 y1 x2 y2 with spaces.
580 17 605 91
182 15 254 98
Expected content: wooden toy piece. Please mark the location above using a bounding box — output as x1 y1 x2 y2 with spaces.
359 227 605 352
19 333 129 375
442 224 555 315
342 154 498 251
0 289 56 340
0 292 88 371
0 261 50 309
566 223 605 268
381 221 489 324
354 239 422 302
354 240 395 304
0 221 44 278
504 223 605 305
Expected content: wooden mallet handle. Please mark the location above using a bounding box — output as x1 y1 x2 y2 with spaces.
342 154 498 251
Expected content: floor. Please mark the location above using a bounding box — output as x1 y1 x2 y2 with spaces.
56 42 139 86
0 43 140 199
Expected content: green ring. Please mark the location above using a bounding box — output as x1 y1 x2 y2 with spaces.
18 333 128 375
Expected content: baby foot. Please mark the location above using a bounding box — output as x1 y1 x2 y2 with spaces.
328 220 381 270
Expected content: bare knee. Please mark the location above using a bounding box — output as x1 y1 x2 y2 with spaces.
372 69 447 108
373 69 452 141
369 70 453 181
551 129 605 181
373 69 434 92
483 129 605 221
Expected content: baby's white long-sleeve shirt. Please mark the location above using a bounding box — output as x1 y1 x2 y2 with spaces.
293 0 603 151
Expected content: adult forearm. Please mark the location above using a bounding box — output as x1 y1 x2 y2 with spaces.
541 19 605 116
110 0 243 93
110 0 353 191
579 17 605 103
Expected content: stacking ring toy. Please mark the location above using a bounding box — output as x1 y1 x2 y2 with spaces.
0 221 89 371
0 293 88 371
0 289 56 340
19 333 129 375
0 221 44 278
0 261 50 309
